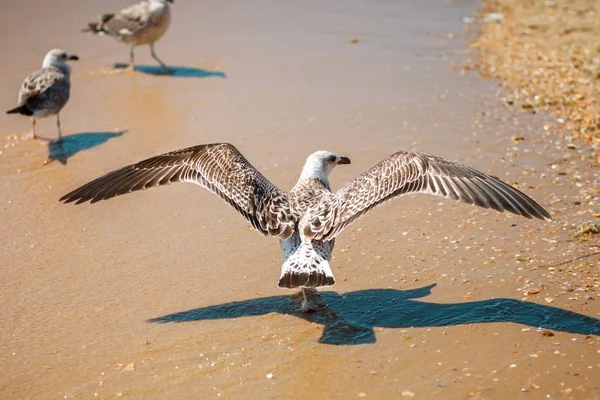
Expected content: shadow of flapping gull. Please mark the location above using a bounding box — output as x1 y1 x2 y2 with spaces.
46 131 126 165
114 63 227 78
148 283 600 345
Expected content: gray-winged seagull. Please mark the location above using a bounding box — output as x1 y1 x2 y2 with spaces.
60 143 551 311
83 0 173 73
6 49 79 141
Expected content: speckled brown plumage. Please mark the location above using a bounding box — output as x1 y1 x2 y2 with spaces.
301 151 551 242
61 143 296 239
83 0 173 71
60 143 551 310
12 67 71 118
83 0 171 46
6 49 78 140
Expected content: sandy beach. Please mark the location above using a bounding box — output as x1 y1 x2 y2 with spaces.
1 0 598 399
471 0 600 162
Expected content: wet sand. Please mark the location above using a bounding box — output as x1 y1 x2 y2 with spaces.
1 1 598 399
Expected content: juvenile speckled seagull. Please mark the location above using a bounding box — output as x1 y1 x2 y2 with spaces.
6 49 79 140
60 143 551 311
83 0 173 73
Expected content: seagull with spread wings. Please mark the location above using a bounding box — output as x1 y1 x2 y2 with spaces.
83 0 173 73
61 143 551 311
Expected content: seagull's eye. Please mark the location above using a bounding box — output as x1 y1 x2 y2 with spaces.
326 155 337 163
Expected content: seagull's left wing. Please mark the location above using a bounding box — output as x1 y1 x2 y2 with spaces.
100 1 153 37
60 143 296 239
304 151 551 241
17 68 68 112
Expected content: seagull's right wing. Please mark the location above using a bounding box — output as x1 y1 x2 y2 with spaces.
304 151 551 241
60 143 296 239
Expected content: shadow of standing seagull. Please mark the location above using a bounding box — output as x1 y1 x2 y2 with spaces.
148 284 600 345
45 131 126 165
113 63 227 78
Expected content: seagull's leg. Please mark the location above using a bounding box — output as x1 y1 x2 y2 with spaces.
55 113 63 141
129 45 136 71
150 43 170 73
31 117 37 139
301 288 317 313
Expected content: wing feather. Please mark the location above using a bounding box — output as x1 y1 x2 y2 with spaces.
97 2 153 37
60 143 295 239
17 68 69 113
306 151 551 241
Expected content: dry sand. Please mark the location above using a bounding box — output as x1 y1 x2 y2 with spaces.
470 0 600 163
0 0 598 399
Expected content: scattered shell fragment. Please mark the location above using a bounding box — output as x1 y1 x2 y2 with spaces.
541 329 555 337
121 362 135 371
572 221 600 237
470 0 600 159
482 13 505 23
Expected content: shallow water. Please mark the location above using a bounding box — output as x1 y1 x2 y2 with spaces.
1 1 598 399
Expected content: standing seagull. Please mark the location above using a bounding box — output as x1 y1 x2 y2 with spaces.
6 49 78 141
60 143 551 311
83 0 173 73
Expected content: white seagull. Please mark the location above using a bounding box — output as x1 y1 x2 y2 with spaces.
6 49 78 140
60 143 551 311
83 0 173 72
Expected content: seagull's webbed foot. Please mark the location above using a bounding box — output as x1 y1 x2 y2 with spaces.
23 131 38 140
300 288 318 313
301 298 317 313
150 44 171 75
29 134 52 142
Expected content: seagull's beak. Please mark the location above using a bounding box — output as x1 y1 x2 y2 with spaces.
337 156 351 165
68 55 79 61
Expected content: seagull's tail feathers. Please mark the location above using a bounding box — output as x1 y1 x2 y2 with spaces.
6 105 32 116
82 22 105 34
82 14 114 34
278 241 335 289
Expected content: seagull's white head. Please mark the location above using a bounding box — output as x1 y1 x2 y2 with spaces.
299 151 351 187
147 0 173 13
42 49 79 73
